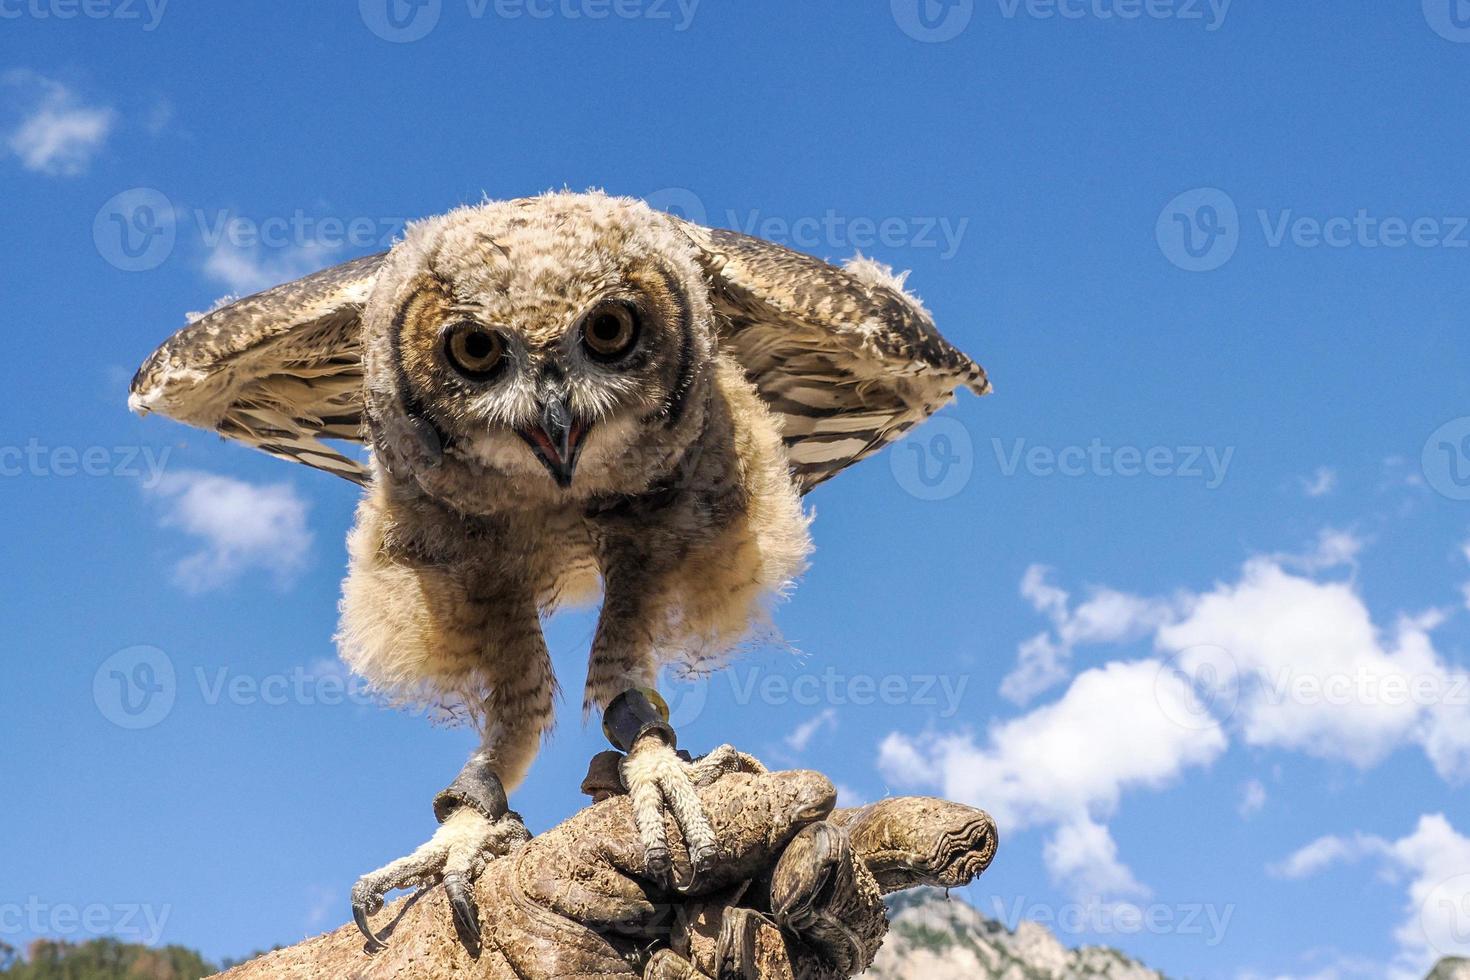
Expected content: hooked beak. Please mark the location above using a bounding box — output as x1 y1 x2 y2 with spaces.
516 396 590 488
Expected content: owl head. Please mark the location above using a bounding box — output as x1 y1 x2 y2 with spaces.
357 192 716 508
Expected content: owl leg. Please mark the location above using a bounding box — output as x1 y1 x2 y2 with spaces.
349 754 532 952
584 526 766 890
352 629 556 952
602 689 766 892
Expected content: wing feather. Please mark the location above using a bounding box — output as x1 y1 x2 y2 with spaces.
128 252 385 483
130 212 989 495
676 223 989 492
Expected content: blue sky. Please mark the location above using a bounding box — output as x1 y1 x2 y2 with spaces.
2 3 1469 978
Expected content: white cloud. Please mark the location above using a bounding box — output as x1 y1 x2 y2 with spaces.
202 240 335 296
1462 538 1470 612
3 71 114 176
1301 466 1338 498
1009 570 1071 698
1389 816 1470 976
876 730 938 784
149 470 312 592
785 707 837 752
1001 529 1380 711
879 659 1225 898
1238 778 1267 818
1269 833 1386 880
1021 562 1069 620
890 528 1470 909
1003 633 1069 706
1272 814 1470 979
1006 530 1470 782
1157 553 1470 780
1275 528 1364 574
882 660 1226 829
1422 701 1470 785
1381 455 1427 493
1043 814 1149 898
1001 565 1174 704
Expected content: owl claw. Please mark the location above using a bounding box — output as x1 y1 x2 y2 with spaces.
350 882 388 953
350 807 529 953
690 843 719 876
645 844 673 882
443 872 481 951
667 843 719 894
618 735 766 894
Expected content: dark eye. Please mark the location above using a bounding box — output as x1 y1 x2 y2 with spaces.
442 322 506 380
581 303 641 362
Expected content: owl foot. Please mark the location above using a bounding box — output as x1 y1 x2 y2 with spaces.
351 761 530 953
603 689 765 892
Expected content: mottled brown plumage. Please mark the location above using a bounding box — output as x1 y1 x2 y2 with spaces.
128 190 987 948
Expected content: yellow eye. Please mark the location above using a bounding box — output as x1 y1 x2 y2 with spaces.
443 322 506 380
581 303 641 362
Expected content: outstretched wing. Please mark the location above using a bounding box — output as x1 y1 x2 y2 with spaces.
676 223 990 492
128 252 386 484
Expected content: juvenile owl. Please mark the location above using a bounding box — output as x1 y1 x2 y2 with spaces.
129 191 989 949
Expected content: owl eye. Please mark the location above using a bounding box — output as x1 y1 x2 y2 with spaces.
581 303 641 362
443 322 506 380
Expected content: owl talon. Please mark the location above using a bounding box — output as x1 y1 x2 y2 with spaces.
597 692 767 893
350 805 529 952
691 843 719 875
443 872 481 950
671 843 719 894
645 844 673 882
617 725 766 894
350 882 388 953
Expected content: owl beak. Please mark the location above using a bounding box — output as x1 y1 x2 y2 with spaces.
518 396 588 488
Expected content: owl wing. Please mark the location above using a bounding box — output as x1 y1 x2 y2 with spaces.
128 252 386 484
676 223 990 492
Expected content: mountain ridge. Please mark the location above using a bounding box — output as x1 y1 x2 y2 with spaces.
865 889 1466 980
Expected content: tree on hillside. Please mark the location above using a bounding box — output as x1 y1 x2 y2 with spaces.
0 938 216 980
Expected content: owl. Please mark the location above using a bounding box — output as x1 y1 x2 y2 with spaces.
129 191 988 950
